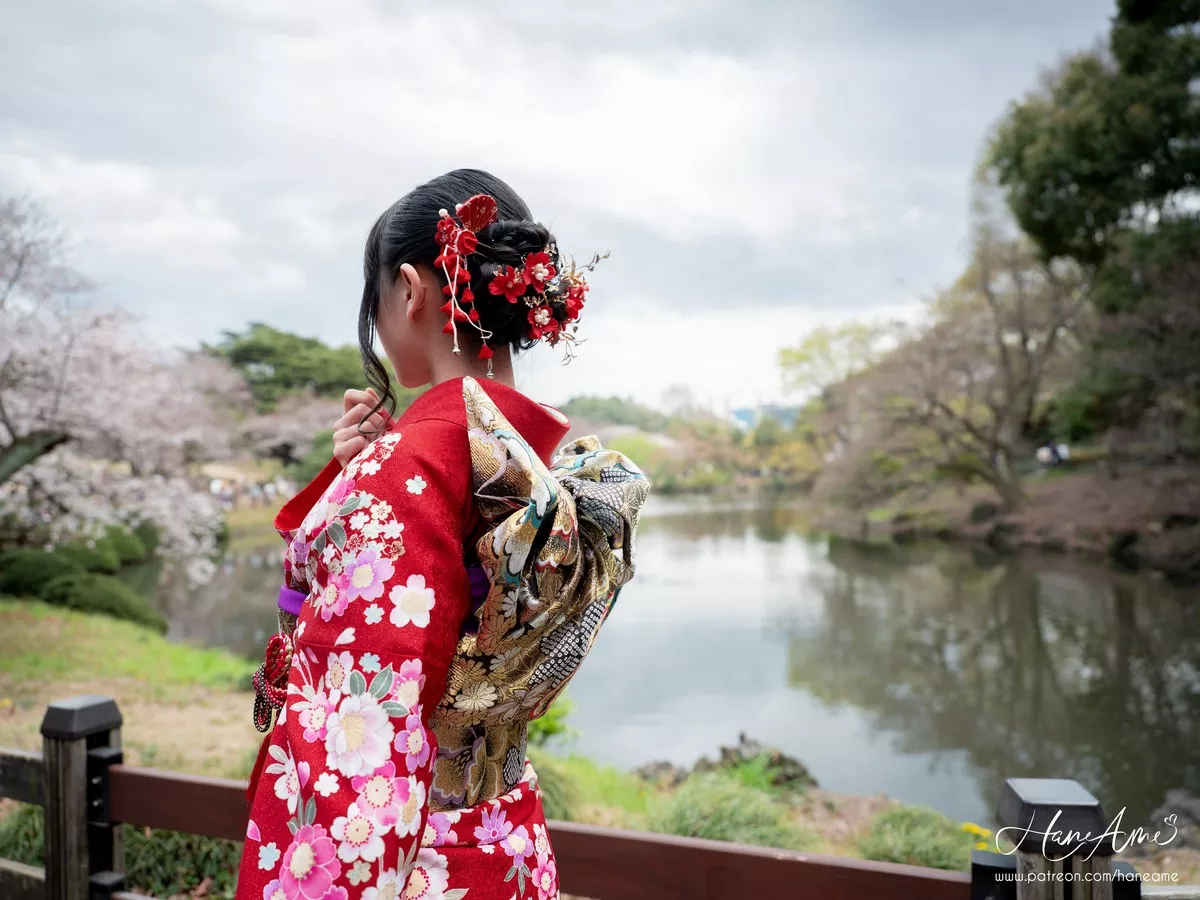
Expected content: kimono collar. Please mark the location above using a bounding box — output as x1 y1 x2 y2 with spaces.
400 377 570 465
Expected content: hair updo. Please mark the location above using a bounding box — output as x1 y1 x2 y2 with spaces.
359 168 558 417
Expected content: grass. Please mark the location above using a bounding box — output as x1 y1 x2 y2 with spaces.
647 774 818 850
0 803 242 899
0 598 260 778
858 805 976 870
0 599 252 689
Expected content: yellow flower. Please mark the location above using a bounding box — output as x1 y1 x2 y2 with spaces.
961 822 981 836
975 841 989 850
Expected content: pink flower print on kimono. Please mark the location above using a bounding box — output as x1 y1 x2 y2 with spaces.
293 689 337 744
324 692 394 777
389 660 425 711
474 807 513 845
349 760 413 832
278 824 342 900
330 801 386 864
394 710 432 772
321 547 393 621
423 810 460 848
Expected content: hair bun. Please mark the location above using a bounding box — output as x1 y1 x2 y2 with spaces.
475 219 554 266
466 219 558 350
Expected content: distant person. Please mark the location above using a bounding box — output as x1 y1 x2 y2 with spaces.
238 170 650 900
1035 442 1071 467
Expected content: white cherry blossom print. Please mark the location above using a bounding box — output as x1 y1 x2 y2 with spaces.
382 521 405 540
362 867 400 900
324 693 395 777
330 801 385 863
363 604 384 626
265 745 309 815
405 475 427 495
403 848 449 900
314 772 340 798
359 458 382 477
395 775 427 839
389 574 436 629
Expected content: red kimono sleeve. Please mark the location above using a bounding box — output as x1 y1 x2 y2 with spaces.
239 418 470 900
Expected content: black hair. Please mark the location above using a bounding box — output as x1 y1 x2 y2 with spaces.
358 168 557 421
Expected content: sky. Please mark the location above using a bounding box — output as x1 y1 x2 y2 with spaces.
0 0 1115 412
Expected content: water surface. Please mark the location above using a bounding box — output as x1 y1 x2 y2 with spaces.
149 495 1200 826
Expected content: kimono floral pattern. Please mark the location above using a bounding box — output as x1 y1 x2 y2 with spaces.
239 377 648 900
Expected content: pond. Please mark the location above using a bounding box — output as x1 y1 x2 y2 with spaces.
146 495 1200 828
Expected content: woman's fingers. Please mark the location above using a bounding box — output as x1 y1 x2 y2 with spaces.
342 387 381 413
333 403 387 433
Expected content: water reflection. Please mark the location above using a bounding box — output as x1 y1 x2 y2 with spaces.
148 497 1200 825
786 537 1200 826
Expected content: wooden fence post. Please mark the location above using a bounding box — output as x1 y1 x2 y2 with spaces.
984 777 1141 900
40 695 125 900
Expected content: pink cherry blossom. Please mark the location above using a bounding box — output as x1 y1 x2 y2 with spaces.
390 660 425 711
531 852 559 900
279 824 341 900
330 801 385 863
501 823 535 861
324 693 395 777
393 712 431 772
426 811 460 848
349 761 407 831
341 548 394 603
293 690 337 743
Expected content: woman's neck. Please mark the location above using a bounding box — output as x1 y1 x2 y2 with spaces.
427 343 516 390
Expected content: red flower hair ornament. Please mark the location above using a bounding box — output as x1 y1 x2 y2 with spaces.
433 192 606 376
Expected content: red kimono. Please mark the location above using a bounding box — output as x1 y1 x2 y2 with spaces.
236 376 648 900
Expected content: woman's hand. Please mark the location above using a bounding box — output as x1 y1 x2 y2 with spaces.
333 388 389 468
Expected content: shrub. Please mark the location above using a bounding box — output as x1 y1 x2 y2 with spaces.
0 804 242 899
132 520 161 552
55 539 121 574
527 749 579 821
0 549 84 596
105 526 148 565
528 695 574 748
858 805 975 870
40 572 167 633
647 774 816 850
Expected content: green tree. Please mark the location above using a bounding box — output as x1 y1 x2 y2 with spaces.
989 0 1200 442
779 320 899 399
208 324 368 411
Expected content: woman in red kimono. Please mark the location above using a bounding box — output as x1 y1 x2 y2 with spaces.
236 170 649 900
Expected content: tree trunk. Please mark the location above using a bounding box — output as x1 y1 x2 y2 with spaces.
0 430 69 485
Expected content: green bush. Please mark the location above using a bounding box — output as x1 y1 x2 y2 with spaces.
0 804 242 899
55 539 122 574
105 526 148 564
528 695 575 748
40 572 167 633
0 549 84 596
858 805 975 871
527 749 579 821
132 520 161 553
647 774 816 850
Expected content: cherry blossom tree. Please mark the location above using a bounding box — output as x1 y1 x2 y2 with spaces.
0 195 249 581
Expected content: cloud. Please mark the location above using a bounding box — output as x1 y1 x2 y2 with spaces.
0 0 1114 406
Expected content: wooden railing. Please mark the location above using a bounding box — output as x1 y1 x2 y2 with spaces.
0 696 1182 899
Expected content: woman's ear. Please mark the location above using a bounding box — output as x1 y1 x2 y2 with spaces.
397 263 423 322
